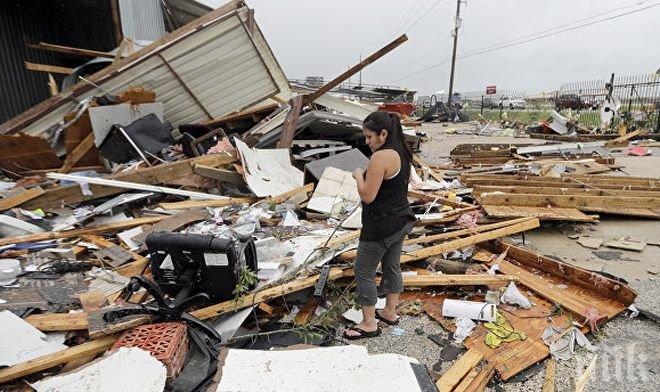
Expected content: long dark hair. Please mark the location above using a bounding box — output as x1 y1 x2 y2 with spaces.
363 111 413 163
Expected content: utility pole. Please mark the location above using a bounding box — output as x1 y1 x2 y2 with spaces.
447 0 464 105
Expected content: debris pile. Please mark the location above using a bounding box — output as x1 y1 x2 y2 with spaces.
0 1 654 392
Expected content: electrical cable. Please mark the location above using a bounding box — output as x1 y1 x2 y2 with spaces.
391 1 660 82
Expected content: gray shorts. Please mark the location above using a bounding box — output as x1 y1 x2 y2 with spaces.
354 221 413 306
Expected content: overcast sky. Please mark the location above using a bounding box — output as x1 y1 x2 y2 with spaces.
199 0 660 95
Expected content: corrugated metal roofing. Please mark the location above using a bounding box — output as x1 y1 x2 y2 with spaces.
5 3 288 136
118 0 167 41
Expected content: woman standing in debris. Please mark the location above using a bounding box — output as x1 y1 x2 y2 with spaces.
344 111 415 340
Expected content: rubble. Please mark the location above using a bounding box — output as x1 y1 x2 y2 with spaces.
0 1 656 391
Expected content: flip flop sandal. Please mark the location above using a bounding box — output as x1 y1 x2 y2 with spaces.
342 326 382 340
375 310 400 326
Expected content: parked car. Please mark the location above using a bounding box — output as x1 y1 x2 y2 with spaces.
499 97 527 109
555 94 594 110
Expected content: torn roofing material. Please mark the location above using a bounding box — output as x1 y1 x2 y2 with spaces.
0 0 291 136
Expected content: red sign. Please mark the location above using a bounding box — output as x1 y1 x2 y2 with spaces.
486 85 496 95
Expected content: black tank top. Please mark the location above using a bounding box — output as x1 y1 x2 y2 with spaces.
360 147 414 241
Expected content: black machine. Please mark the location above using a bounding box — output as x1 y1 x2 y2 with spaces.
147 231 258 303
103 232 258 339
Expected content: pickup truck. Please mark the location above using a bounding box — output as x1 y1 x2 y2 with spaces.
500 97 527 109
555 94 596 110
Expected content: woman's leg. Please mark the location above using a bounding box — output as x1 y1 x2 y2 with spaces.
348 239 386 336
378 223 411 321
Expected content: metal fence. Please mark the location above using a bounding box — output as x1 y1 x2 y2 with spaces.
556 73 660 131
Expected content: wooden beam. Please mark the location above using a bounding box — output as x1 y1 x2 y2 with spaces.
480 193 660 209
25 312 88 331
473 185 660 198
604 129 648 148
0 216 164 247
59 132 96 173
109 0 123 46
191 268 345 320
159 196 257 210
0 187 44 211
401 274 517 287
265 183 315 205
24 61 73 75
28 42 116 58
406 217 536 246
305 34 408 102
339 218 540 262
409 190 475 209
482 204 598 222
0 334 117 384
22 153 236 209
436 349 484 392
193 164 244 184
277 95 303 149
542 358 556 392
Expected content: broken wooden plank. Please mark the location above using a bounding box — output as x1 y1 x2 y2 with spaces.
159 197 257 210
340 218 540 262
28 41 116 58
59 132 96 173
0 334 117 384
265 183 315 205
401 274 517 287
23 153 236 209
486 241 637 305
0 216 164 247
409 190 475 209
575 355 597 392
193 164 245 184
406 217 535 246
436 349 484 392
24 61 73 74
0 187 44 211
473 185 660 198
25 312 88 331
542 358 556 392
277 95 303 149
480 192 660 209
481 204 598 222
306 34 408 102
604 129 649 148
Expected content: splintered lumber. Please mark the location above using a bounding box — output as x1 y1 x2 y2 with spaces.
542 358 556 392
338 217 540 262
463 173 660 188
25 312 89 331
27 41 116 58
0 216 165 247
412 154 445 182
409 190 475 209
487 241 636 305
473 185 660 198
480 193 660 213
454 363 496 392
23 153 236 209
159 197 257 210
406 217 535 246
0 187 44 211
81 235 149 278
0 334 118 384
265 183 315 205
401 274 517 287
59 132 96 173
604 129 648 147
277 95 304 149
193 164 245 184
24 61 73 74
436 349 484 392
575 355 597 392
481 205 597 222
306 34 408 102
191 268 344 320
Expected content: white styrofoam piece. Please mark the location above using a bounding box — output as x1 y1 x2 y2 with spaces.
234 138 304 197
441 299 497 322
217 345 420 392
33 347 166 392
308 167 359 217
0 310 68 367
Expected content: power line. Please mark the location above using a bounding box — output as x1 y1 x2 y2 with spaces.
391 1 660 82
374 0 446 47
